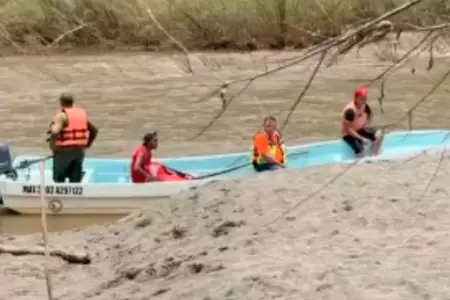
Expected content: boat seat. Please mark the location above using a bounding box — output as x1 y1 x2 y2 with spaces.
21 169 94 184
91 171 129 183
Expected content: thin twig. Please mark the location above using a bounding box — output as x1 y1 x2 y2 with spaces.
377 80 385 113
388 149 426 171
145 3 229 105
401 133 450 215
264 160 358 227
192 0 428 139
427 39 435 71
280 50 328 132
384 67 450 132
39 162 54 300
414 147 447 204
287 24 332 39
48 23 91 48
388 133 450 172
401 22 450 31
311 0 336 28
146 6 194 73
266 65 449 227
367 30 434 85
190 80 253 140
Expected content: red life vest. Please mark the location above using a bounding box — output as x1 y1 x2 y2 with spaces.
130 145 152 183
151 163 193 181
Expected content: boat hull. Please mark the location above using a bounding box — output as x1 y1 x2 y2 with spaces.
1 130 450 215
0 179 213 215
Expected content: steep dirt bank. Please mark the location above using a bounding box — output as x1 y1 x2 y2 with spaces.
0 0 448 53
1 152 450 299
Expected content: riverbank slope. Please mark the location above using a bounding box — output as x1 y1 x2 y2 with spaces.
1 152 449 299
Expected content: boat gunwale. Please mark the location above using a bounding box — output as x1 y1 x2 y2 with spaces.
2 129 449 188
11 130 449 163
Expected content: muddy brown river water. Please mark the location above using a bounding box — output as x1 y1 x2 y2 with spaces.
0 37 449 235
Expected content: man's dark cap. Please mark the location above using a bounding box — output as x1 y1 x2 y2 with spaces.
143 129 157 141
59 92 74 103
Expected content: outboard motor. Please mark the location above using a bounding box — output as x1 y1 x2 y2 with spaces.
0 142 17 181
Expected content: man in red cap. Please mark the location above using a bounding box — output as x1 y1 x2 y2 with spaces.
340 87 383 157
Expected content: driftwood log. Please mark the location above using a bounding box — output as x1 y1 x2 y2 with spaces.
0 245 91 264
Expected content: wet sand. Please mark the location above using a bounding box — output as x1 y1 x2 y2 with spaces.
0 33 450 234
0 212 122 235
1 152 450 299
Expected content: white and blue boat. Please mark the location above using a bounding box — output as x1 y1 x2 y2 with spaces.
0 130 448 215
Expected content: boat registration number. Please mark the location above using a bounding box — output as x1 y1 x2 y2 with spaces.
21 185 84 196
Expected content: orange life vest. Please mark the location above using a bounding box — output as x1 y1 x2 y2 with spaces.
52 107 89 147
251 131 285 165
340 101 367 136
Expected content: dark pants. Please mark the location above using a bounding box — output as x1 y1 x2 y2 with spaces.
342 127 378 155
52 147 85 183
252 162 280 172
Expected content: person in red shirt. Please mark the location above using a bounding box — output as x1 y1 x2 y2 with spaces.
130 130 160 183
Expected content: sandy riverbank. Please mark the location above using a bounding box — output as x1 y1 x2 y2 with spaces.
1 151 450 299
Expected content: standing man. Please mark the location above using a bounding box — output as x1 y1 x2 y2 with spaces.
251 115 286 172
341 87 383 157
48 93 98 183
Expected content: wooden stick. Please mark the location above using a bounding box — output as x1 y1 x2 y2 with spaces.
0 245 91 264
39 161 54 300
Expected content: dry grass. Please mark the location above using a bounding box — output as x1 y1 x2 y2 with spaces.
0 0 449 52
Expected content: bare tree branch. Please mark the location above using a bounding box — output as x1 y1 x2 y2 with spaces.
383 67 450 132
367 30 435 86
280 50 328 132
146 6 195 73
191 0 429 139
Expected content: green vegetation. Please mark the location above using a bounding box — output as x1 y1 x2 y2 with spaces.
0 0 449 52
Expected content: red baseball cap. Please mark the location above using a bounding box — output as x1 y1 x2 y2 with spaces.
354 87 368 98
